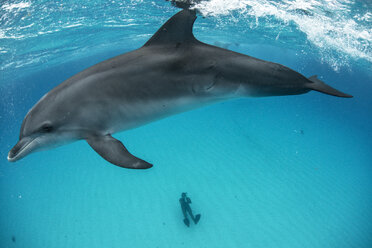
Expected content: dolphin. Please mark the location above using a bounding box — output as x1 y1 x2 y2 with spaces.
8 9 352 169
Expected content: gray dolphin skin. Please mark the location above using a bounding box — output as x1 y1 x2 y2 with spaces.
8 10 352 169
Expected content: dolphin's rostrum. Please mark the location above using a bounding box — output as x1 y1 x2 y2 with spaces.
8 10 352 169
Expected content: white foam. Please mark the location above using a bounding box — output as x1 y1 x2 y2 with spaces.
63 23 83 29
193 0 372 70
103 23 139 28
2 1 31 11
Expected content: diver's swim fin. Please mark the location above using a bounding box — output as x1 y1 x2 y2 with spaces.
183 218 190 227
194 214 201 224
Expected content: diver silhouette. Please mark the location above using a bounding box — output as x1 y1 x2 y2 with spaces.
179 192 201 227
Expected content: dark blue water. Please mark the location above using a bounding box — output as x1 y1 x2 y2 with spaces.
1 1 371 247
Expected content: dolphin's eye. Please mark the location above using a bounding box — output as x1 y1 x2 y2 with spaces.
41 124 53 133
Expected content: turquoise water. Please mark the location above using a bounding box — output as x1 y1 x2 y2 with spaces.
1 0 371 247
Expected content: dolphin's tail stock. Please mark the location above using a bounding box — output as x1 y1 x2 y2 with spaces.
307 75 353 98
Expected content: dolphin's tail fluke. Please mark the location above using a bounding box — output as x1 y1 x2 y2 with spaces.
307 75 353 98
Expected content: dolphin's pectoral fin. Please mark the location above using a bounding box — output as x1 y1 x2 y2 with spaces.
86 135 152 169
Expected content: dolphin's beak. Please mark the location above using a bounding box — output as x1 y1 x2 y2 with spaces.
8 137 36 162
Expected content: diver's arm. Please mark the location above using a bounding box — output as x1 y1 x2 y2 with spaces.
187 197 192 204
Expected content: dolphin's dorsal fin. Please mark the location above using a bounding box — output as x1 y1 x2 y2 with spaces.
143 9 198 47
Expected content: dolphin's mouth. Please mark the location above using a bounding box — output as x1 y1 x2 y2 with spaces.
8 137 37 162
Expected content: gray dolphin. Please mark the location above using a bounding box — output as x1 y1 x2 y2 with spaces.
8 10 352 169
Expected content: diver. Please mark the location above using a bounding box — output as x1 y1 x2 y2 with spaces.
179 192 201 227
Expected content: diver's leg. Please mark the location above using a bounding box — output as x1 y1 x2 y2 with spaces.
186 206 201 224
186 206 198 223
181 205 190 227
